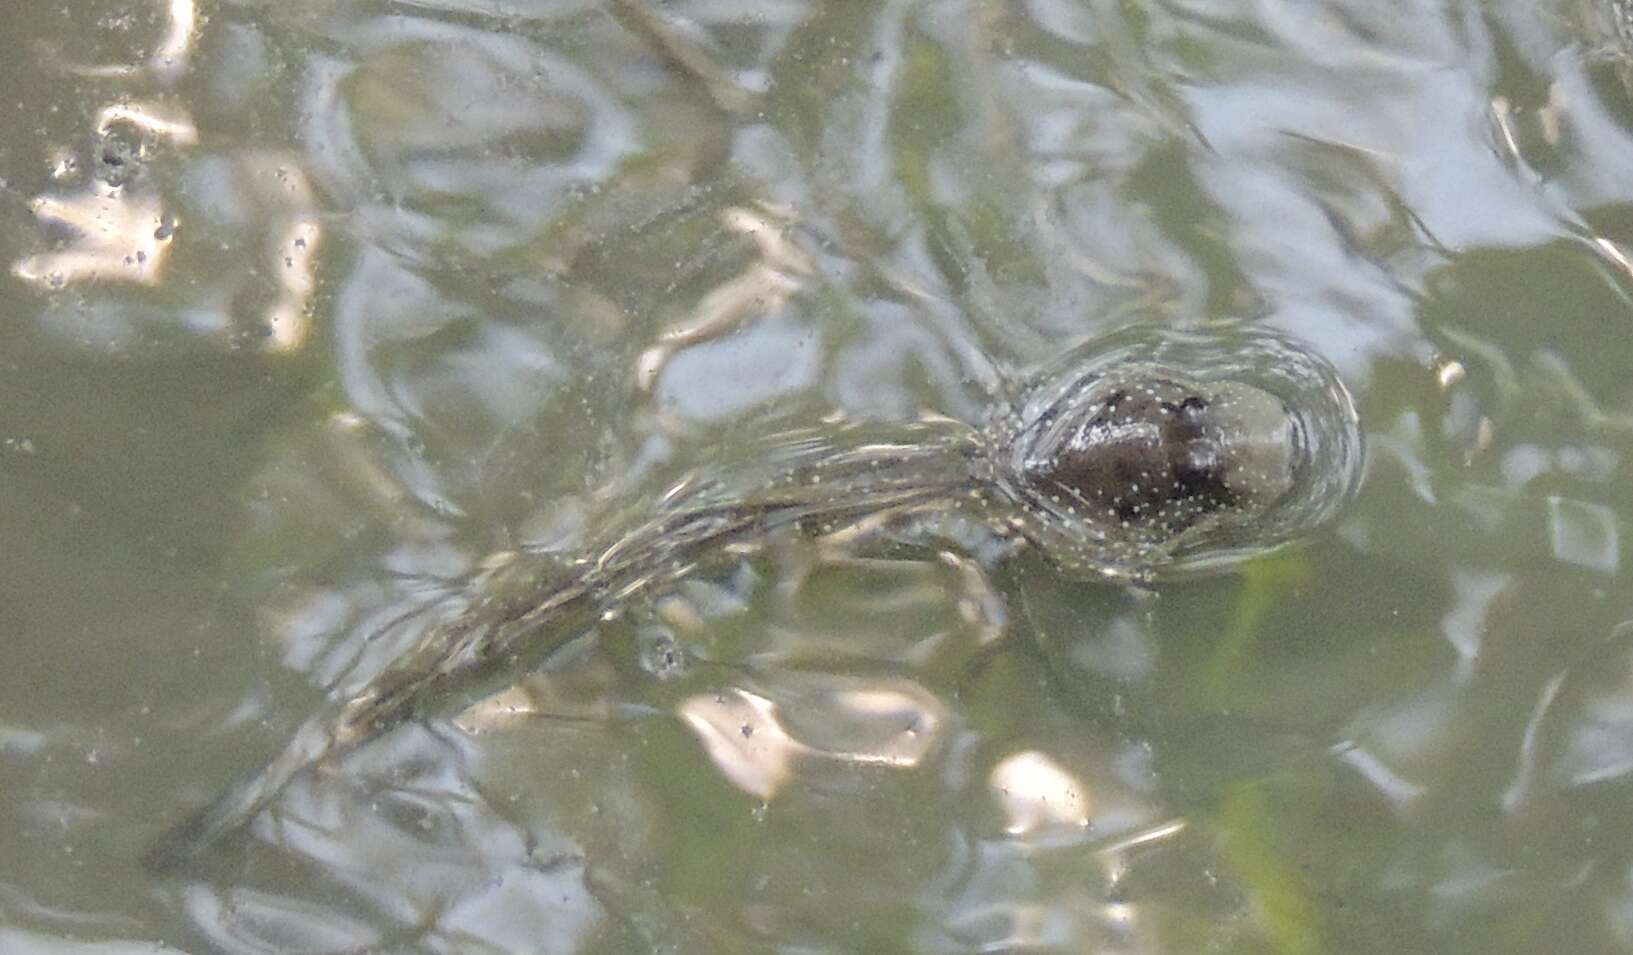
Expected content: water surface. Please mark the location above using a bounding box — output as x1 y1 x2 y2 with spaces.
5 0 1633 952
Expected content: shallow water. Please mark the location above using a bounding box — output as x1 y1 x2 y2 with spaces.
5 0 1633 952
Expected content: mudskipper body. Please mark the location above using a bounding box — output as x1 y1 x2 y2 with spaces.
146 324 1363 869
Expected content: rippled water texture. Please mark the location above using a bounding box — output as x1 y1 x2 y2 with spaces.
6 1 1633 952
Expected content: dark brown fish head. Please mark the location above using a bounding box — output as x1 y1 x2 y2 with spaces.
991 326 1361 580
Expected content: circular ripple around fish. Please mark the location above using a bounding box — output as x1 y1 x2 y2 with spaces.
990 324 1364 579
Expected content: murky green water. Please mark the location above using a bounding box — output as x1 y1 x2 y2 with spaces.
6 0 1633 952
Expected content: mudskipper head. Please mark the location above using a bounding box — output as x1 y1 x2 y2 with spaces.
992 326 1362 579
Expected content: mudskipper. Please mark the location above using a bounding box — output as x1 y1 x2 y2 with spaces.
146 324 1363 869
